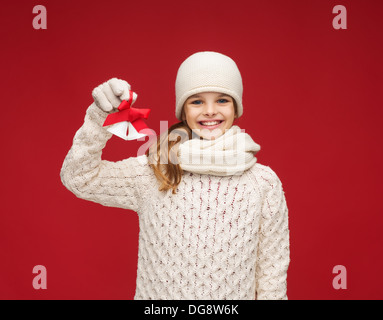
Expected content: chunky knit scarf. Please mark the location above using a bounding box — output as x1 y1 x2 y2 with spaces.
178 125 261 176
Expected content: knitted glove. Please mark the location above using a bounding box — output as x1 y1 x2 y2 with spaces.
91 78 136 112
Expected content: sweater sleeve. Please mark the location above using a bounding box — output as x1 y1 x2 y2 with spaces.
255 167 290 300
60 102 152 213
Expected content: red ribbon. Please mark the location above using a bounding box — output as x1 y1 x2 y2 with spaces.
103 90 152 135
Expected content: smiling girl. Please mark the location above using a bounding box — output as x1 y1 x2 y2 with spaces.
184 92 237 137
60 51 290 300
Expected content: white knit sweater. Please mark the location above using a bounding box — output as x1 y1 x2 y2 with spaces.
60 103 290 300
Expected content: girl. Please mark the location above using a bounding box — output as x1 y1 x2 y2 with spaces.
60 51 290 300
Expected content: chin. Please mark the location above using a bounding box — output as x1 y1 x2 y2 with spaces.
191 126 226 140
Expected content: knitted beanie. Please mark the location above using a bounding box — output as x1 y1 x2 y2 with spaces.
175 51 243 121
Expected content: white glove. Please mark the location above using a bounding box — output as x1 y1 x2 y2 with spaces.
91 78 137 112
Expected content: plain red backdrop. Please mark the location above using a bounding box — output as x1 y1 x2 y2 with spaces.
0 0 382 300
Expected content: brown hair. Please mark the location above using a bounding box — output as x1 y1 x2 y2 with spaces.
145 100 238 194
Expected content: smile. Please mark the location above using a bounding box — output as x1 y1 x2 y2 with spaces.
198 120 224 129
199 120 223 125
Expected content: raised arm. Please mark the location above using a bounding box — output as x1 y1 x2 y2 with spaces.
60 78 152 212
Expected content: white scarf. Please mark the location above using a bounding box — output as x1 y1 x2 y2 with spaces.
178 125 261 176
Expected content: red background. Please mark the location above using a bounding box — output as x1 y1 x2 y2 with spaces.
1 0 382 300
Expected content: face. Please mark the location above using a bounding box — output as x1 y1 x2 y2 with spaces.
181 92 237 140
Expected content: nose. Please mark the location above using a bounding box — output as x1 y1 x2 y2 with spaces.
202 101 217 116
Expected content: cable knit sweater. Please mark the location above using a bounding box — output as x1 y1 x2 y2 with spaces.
60 102 290 300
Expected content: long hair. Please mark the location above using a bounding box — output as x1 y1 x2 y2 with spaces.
145 101 238 194
145 108 191 194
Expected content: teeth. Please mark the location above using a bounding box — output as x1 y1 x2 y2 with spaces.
200 121 221 126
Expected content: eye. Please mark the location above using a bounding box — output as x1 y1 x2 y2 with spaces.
190 100 203 105
218 99 229 103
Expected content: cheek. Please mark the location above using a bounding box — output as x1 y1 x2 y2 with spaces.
185 110 199 122
224 109 236 121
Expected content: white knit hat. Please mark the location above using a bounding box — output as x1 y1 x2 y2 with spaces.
175 51 243 121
